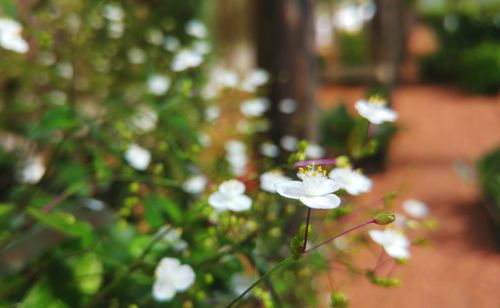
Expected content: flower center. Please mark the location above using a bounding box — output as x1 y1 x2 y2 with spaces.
298 165 328 196
368 95 386 106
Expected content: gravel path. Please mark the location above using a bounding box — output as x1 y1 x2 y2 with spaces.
318 84 500 308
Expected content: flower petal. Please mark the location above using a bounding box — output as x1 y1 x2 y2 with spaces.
385 245 411 259
227 195 252 212
153 281 176 301
368 230 386 245
316 179 341 195
208 192 229 211
299 194 341 209
171 264 196 290
276 181 304 199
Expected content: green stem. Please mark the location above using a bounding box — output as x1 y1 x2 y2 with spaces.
302 208 311 252
226 257 296 308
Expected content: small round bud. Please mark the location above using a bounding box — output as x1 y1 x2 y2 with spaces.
374 211 396 225
335 155 350 168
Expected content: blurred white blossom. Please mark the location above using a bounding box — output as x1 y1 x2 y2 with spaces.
124 143 151 171
204 105 220 122
402 199 429 219
182 175 207 194
260 142 280 158
83 198 106 211
355 96 398 125
329 167 372 195
240 97 270 117
185 20 208 38
127 48 145 64
280 135 299 151
56 62 74 79
102 4 124 22
153 257 195 302
208 179 252 212
0 17 29 53
369 228 411 259
240 68 269 92
157 226 188 251
129 106 158 133
146 28 164 46
278 98 298 114
260 171 291 193
171 49 203 72
305 143 325 159
163 36 180 52
225 140 247 176
147 74 171 95
17 156 45 184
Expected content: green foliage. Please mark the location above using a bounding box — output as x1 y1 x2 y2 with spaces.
419 4 500 93
366 271 401 287
477 147 500 210
320 103 397 167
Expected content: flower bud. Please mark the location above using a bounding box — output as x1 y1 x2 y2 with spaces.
335 155 350 168
374 211 396 225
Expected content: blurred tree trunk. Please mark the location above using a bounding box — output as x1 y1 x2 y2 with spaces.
372 0 406 100
254 0 317 147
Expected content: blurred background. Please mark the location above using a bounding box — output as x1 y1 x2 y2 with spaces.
0 0 499 307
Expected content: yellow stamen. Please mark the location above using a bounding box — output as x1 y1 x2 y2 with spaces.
368 95 386 105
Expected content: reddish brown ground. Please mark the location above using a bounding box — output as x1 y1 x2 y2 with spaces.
318 85 500 308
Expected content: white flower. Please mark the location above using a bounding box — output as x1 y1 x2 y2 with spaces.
56 62 73 79
192 40 211 55
185 20 208 38
127 48 145 64
145 28 164 45
83 198 105 211
260 142 280 158
163 36 180 52
208 180 252 212
0 17 29 53
129 106 158 133
402 199 429 219
198 133 212 147
124 143 151 171
231 273 255 296
102 4 124 21
280 135 298 151
171 49 203 72
305 144 325 159
157 227 188 251
328 167 372 195
240 97 270 117
354 96 398 125
182 175 207 194
153 257 195 302
278 98 298 114
276 165 341 209
204 105 220 122
260 171 291 193
212 68 239 88
225 140 247 176
147 74 170 95
369 228 411 259
17 156 45 184
107 21 124 38
240 69 269 92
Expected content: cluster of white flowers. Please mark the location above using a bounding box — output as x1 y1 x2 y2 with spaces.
355 96 398 125
239 69 269 92
124 143 151 171
225 140 247 176
0 17 29 53
208 179 252 212
171 48 204 72
153 257 195 302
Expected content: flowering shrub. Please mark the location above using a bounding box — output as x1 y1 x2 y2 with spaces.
0 1 435 307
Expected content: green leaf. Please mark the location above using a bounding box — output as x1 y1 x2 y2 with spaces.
73 253 103 295
20 279 69 308
144 194 182 226
1 0 18 18
27 208 95 246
